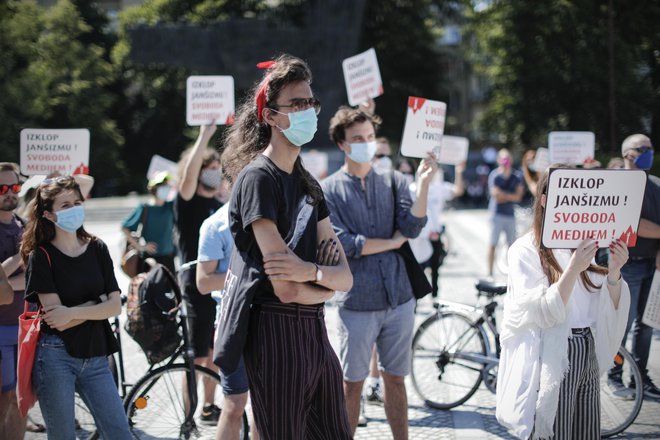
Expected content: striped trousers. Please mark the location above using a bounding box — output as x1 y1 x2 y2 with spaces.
244 303 352 440
535 328 600 439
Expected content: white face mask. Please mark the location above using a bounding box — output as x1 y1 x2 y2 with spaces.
200 168 222 189
347 141 377 163
156 185 172 201
373 156 393 173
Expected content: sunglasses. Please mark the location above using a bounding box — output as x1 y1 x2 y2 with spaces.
40 175 74 187
271 97 321 115
0 184 22 195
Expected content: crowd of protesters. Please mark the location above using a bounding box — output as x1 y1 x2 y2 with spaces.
0 52 658 440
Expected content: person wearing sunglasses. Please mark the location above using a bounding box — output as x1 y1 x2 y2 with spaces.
607 134 660 400
0 162 29 438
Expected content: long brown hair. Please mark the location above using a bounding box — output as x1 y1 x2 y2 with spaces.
221 54 323 204
20 176 94 264
532 167 608 291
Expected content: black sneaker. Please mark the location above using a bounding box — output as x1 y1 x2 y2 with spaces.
608 375 635 400
200 404 221 424
631 377 660 400
365 382 384 405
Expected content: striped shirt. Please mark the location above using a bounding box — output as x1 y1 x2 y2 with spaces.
321 168 427 311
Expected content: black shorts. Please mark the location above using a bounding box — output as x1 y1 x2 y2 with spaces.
183 285 217 358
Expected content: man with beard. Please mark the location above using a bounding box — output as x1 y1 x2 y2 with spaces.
0 162 27 439
175 124 224 422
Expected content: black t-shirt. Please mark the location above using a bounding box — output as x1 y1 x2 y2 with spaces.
174 193 222 289
230 155 330 304
0 214 25 325
24 239 120 358
631 174 660 258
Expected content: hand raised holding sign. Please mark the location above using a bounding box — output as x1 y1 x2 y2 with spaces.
608 239 629 275
416 152 439 186
567 238 598 274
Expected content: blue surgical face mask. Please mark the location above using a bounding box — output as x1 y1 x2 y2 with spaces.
347 141 377 164
53 205 85 233
634 150 654 170
274 108 318 147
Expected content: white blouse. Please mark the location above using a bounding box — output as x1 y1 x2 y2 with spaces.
496 232 630 440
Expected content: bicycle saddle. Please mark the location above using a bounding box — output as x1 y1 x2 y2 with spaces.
475 279 507 296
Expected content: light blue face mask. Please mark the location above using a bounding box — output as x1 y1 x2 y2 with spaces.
53 205 85 233
274 107 318 147
347 141 377 163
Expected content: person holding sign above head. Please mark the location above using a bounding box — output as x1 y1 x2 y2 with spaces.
322 106 437 439
218 55 353 440
487 148 524 277
496 167 631 440
607 134 660 400
175 123 223 423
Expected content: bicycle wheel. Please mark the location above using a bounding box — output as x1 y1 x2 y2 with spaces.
124 363 249 439
411 310 487 409
600 346 643 438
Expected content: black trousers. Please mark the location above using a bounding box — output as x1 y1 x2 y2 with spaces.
244 303 352 440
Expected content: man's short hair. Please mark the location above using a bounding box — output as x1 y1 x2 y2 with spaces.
621 134 652 156
328 106 382 144
0 162 20 181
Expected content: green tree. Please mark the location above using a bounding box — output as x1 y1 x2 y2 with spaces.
464 0 658 155
0 0 124 193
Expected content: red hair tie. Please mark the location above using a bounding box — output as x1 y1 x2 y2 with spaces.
256 61 276 123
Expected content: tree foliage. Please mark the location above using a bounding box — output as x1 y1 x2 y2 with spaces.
465 0 659 154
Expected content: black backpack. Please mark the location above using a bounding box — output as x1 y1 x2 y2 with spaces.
125 264 182 364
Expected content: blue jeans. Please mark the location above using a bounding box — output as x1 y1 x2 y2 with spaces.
33 333 130 440
617 258 655 378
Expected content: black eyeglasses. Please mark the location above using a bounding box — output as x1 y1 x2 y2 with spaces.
374 154 391 159
271 97 321 115
0 184 21 195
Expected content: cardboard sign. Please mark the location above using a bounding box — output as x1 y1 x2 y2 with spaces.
300 150 329 181
541 168 647 248
642 270 660 330
342 48 384 106
548 131 595 165
400 97 447 159
186 76 235 126
146 155 178 181
20 128 90 176
436 135 469 165
532 147 550 172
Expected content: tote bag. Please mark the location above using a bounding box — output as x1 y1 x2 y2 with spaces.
17 302 41 417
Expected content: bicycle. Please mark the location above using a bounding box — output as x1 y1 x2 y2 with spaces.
31 262 250 440
410 279 644 438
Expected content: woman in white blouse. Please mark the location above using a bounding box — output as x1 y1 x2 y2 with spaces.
496 168 631 440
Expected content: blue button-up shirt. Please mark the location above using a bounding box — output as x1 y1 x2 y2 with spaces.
321 168 427 311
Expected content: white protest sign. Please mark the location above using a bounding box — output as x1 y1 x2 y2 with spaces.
342 48 384 106
300 150 329 181
541 169 647 248
20 129 90 176
436 135 469 165
146 155 178 180
186 76 235 126
400 97 447 159
548 131 595 165
642 270 660 330
532 147 550 172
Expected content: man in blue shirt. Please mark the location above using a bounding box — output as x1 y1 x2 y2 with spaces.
196 203 260 439
322 106 436 439
487 148 523 276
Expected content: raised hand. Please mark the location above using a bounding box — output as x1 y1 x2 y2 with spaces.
416 152 439 185
567 238 598 274
608 239 629 275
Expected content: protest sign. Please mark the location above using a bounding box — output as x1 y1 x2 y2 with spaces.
146 155 178 180
186 76 235 126
532 147 550 172
541 168 646 248
436 135 469 165
400 97 447 159
642 270 660 330
20 129 90 176
300 150 329 181
548 131 595 165
342 48 383 106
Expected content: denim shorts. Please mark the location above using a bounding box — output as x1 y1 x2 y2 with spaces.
337 298 416 381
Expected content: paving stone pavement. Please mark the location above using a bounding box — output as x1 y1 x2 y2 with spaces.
24 206 660 439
